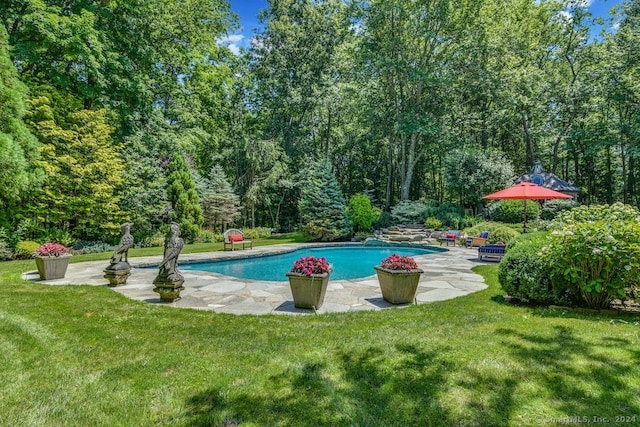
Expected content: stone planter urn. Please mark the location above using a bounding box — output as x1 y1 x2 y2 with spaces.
286 256 332 310
35 255 72 280
374 254 424 304
33 242 72 280
286 272 330 309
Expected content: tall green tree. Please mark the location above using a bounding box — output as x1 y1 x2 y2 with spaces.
0 25 40 224
166 152 203 243
202 165 241 232
299 160 351 241
27 97 124 239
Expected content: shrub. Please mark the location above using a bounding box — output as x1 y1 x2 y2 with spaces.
424 217 442 230
541 199 579 220
544 203 640 309
348 194 379 232
462 222 520 244
241 227 273 239
498 232 574 305
137 231 165 248
488 200 540 224
391 200 428 224
15 241 42 259
71 241 115 255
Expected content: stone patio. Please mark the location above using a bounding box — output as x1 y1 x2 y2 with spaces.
22 243 491 315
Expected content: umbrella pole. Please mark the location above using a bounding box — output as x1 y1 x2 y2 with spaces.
523 200 527 233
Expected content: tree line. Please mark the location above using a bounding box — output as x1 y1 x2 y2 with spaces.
1 0 639 243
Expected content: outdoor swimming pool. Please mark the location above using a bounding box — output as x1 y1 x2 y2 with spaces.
180 245 439 281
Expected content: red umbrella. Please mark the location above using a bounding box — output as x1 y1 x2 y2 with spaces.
483 182 572 231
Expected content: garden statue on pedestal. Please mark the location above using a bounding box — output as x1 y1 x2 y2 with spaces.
104 222 134 286
153 222 185 302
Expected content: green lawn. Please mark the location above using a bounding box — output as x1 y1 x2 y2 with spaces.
1 240 639 426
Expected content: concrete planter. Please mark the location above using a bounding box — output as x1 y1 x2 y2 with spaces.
35 255 71 280
286 272 330 309
374 266 424 304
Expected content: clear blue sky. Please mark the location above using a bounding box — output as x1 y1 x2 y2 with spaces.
223 0 622 52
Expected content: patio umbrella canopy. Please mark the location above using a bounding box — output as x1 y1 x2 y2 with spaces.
483 182 572 231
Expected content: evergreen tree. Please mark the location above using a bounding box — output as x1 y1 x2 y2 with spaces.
202 165 241 232
298 160 351 241
166 152 203 242
0 25 40 224
348 194 378 232
27 98 124 240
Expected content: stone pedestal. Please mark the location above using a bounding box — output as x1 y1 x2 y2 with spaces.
153 274 185 302
104 261 131 286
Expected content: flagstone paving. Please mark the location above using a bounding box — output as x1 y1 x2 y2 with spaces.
23 243 492 315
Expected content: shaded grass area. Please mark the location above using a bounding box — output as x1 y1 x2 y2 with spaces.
1 256 639 426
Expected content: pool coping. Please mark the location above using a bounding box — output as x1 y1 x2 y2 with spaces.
22 242 488 316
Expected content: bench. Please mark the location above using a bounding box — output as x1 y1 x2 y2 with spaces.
223 229 253 251
477 244 506 261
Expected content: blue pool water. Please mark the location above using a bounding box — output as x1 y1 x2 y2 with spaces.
180 245 438 281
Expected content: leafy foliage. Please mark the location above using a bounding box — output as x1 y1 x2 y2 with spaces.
347 194 379 232
487 200 541 224
201 165 241 232
462 222 520 244
298 160 351 241
544 203 640 309
444 148 515 210
27 98 124 240
166 153 203 243
498 232 574 305
540 199 579 220
0 25 41 223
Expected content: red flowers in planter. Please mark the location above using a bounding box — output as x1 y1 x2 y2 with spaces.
35 243 71 257
379 254 418 270
290 256 331 276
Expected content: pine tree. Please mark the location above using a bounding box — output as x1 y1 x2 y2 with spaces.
0 25 40 224
202 165 241 232
299 160 351 241
166 153 203 242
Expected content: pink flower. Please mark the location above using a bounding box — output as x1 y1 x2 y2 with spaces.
35 243 71 257
290 256 331 276
380 254 418 270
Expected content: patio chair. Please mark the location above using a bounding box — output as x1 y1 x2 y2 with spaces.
223 228 253 251
438 230 461 246
465 231 489 248
477 243 506 261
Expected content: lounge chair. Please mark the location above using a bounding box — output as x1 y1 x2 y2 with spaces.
223 228 253 251
477 243 506 261
438 230 461 246
465 231 489 248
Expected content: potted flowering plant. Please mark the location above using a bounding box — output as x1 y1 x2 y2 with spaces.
374 254 424 304
33 243 72 280
286 256 332 309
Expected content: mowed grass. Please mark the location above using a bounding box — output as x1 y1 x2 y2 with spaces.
1 241 639 426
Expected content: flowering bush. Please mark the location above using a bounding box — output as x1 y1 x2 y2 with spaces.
290 256 331 276
379 254 418 270
34 242 71 257
543 203 640 309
